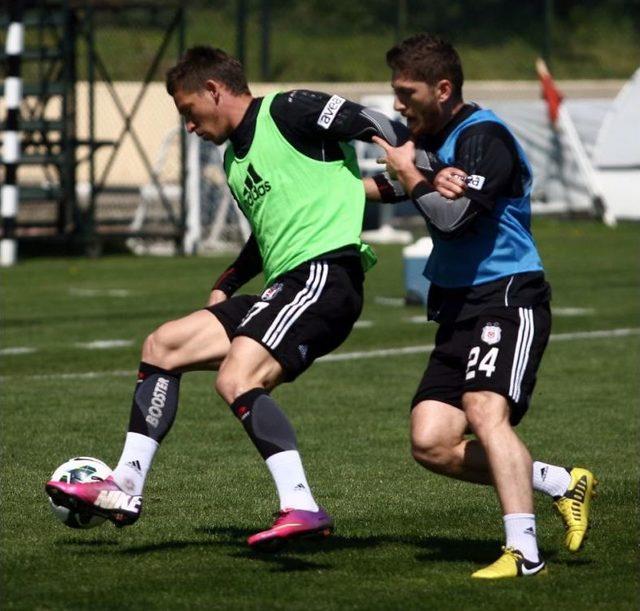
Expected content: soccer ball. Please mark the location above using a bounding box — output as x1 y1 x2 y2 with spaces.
48 456 112 529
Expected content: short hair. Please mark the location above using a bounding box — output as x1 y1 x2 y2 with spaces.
386 34 463 99
166 46 250 96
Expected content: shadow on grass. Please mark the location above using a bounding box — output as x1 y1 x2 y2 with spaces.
197 526 561 573
56 527 593 572
195 525 336 572
414 536 500 563
415 537 595 567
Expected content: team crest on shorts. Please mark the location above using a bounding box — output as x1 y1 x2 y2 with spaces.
261 283 283 301
481 322 501 345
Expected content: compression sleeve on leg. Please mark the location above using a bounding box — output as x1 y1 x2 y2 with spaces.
230 388 298 459
127 362 182 443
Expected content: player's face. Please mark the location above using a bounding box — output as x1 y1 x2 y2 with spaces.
173 84 230 145
391 75 445 137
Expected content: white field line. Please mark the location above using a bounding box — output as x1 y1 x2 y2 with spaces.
404 315 428 324
323 327 640 362
374 296 405 307
69 288 133 298
0 347 37 355
353 320 374 328
0 309 596 358
553 307 595 316
74 340 133 349
2 327 638 382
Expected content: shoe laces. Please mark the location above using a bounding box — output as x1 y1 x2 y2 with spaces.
501 546 523 560
481 547 522 572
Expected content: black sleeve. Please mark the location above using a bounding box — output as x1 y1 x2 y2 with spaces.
453 122 524 210
271 90 410 145
212 234 262 296
410 181 481 239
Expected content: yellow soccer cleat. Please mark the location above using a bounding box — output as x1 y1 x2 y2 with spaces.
553 467 598 553
471 547 547 579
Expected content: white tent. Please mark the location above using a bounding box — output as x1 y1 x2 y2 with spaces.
592 68 640 220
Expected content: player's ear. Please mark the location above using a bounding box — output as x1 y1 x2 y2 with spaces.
436 79 453 104
204 79 222 104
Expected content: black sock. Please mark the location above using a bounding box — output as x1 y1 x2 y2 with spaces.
230 388 298 459
127 362 181 443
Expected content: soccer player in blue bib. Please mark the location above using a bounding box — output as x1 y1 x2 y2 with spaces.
367 34 597 578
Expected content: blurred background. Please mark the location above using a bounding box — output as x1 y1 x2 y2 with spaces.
1 0 638 263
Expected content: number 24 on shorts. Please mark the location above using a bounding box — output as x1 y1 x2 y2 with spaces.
465 346 499 380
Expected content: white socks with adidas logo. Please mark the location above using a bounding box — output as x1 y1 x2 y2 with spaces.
504 513 540 562
111 436 319 513
112 432 159 496
532 461 572 498
265 450 319 512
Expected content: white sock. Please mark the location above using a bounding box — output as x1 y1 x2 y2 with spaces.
503 513 540 562
265 450 319 512
532 461 572 498
111 432 159 496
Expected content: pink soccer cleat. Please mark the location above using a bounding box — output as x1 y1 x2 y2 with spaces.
45 475 142 527
247 507 333 551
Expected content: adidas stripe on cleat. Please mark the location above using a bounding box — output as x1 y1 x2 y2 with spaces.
471 547 547 579
247 507 333 552
554 467 598 552
45 475 142 527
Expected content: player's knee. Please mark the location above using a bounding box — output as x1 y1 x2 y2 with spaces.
141 326 176 370
462 392 507 437
215 368 247 405
411 434 452 470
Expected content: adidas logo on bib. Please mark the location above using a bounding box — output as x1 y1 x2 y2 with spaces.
242 163 271 205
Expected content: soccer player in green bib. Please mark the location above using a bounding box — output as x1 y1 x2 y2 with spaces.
46 46 455 550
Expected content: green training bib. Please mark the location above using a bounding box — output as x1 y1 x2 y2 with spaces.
224 93 376 285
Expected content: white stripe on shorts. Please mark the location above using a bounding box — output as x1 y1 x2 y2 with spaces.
509 307 535 402
262 261 328 349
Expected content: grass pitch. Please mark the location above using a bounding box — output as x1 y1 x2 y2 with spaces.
1 219 638 610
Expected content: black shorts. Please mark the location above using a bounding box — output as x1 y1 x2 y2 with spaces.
412 303 551 425
208 257 364 381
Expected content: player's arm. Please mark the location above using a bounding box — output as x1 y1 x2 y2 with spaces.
372 137 474 236
373 125 517 236
272 90 457 204
372 136 472 233
451 122 521 211
364 146 452 202
272 89 411 145
208 233 262 306
271 91 463 204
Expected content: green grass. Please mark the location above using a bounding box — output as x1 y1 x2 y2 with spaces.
1 219 639 609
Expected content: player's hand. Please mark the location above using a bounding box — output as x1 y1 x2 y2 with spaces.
207 289 228 307
372 136 424 193
434 168 468 199
372 136 416 175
